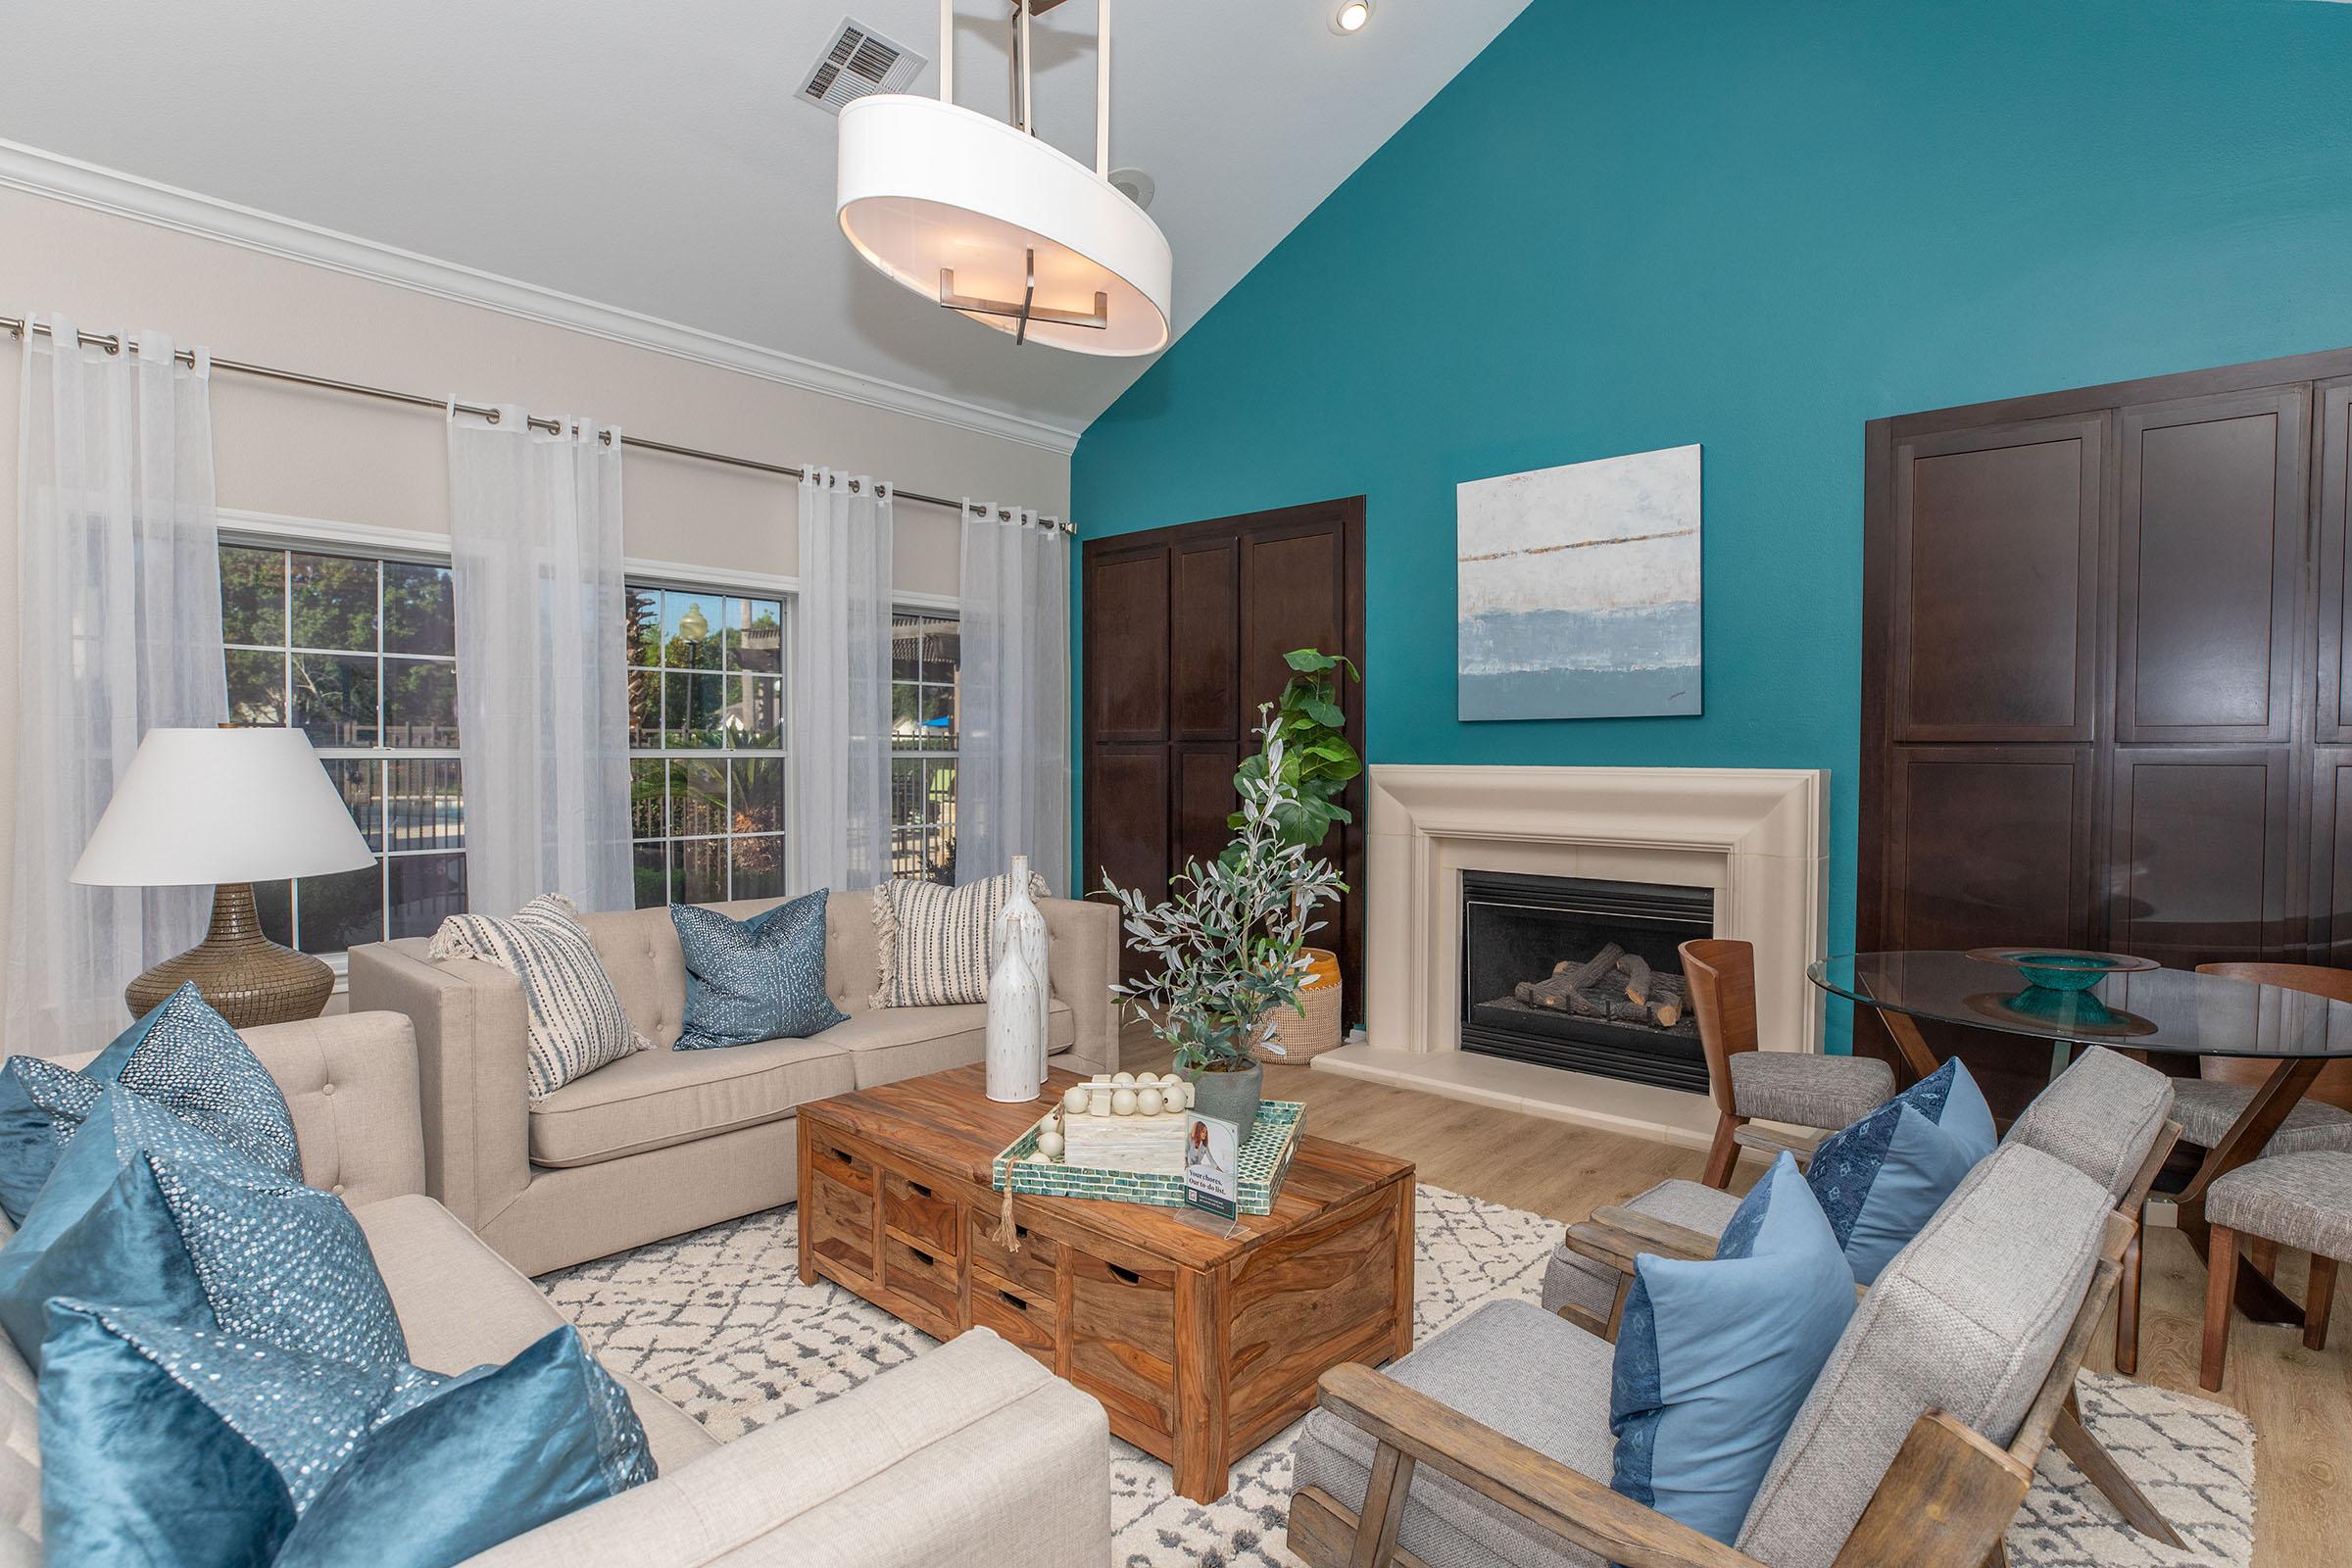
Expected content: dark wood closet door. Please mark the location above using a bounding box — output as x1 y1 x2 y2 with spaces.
2108 747 2298 966
1081 499 1367 1004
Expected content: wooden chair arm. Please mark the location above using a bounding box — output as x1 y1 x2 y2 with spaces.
1590 1205 1723 1261
1313 1362 1762 1568
1732 1123 1826 1164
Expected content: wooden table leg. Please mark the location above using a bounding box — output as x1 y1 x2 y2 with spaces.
2165 1056 2324 1328
1877 1008 1944 1082
796 1123 817 1286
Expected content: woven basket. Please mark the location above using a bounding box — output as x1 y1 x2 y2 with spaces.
1257 948 1345 1063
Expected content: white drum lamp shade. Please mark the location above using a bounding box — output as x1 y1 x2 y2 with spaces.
72 727 375 1028
73 727 374 887
838 95 1172 356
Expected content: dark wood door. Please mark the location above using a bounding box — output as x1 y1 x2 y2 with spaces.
1863 349 2352 1109
1082 499 1367 1006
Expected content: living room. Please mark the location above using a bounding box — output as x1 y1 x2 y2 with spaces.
1 2 2348 1565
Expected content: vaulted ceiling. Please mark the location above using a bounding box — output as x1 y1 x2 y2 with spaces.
0 0 1532 442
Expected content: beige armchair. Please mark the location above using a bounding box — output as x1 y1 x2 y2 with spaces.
349 890 1120 1274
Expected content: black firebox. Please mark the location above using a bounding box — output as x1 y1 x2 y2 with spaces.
1458 870 1715 1094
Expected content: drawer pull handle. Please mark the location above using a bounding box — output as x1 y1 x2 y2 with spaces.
1014 1224 1031 1241
1108 1264 1142 1286
908 1247 935 1268
826 1147 853 1165
908 1180 933 1200
998 1289 1028 1311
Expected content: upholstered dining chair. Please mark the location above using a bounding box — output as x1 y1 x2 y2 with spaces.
2184 962 2352 1158
2199 1150 2351 1391
1684 939 1894 1189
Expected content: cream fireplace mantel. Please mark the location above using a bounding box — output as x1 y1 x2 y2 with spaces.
1311 763 1831 1149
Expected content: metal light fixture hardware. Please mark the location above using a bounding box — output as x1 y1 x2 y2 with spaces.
836 0 1173 355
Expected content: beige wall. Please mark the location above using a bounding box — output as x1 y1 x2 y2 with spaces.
0 186 1071 1035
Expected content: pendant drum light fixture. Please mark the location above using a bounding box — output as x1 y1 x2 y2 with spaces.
836 0 1172 356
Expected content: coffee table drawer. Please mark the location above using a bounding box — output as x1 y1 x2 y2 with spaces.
803 1132 878 1284
969 1211 1059 1298
880 1234 959 1340
971 1276 1057 1368
882 1170 961 1257
1068 1251 1178 1444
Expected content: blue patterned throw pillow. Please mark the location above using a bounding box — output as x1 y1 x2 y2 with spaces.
39 1299 655 1568
672 890 848 1050
1804 1057 1997 1284
1610 1152 1857 1544
0 1087 405 1373
0 984 303 1225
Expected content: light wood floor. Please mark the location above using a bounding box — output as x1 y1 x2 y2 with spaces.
1118 1028 2345 1568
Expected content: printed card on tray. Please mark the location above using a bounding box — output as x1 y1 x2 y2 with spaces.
1183 1112 1241 1219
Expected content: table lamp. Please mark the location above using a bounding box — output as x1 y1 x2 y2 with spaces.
71 727 377 1026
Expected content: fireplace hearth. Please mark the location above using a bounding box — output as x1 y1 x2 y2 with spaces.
1459 870 1714 1093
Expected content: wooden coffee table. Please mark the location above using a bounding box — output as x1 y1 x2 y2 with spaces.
795 1061 1416 1501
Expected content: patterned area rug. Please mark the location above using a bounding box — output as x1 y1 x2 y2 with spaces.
540 1186 2256 1568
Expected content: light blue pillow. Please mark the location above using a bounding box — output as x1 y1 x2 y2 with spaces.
0 984 302 1225
0 1088 405 1373
38 1298 655 1568
1610 1152 1856 1544
672 890 848 1051
1803 1057 1998 1284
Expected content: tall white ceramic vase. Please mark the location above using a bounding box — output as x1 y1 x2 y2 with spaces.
993 854 1053 1086
985 941 1042 1103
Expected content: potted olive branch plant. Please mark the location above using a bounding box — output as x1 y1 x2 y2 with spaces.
1100 716 1346 1141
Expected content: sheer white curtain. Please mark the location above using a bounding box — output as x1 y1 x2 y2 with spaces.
790 468 894 894
446 405 632 915
8 316 226 1054
955 501 1070 894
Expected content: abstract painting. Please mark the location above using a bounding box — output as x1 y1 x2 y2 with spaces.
1456 443 1702 720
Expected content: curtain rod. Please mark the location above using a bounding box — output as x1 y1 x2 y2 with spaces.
0 314 1070 533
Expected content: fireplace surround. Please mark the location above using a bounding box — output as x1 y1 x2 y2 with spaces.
1314 764 1830 1148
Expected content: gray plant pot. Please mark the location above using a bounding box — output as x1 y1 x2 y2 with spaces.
1191 1060 1264 1144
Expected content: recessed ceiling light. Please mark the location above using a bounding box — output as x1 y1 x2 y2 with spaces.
1331 1 1373 36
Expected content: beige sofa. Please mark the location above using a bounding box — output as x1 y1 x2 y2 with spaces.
0 1011 1113 1568
350 891 1119 1275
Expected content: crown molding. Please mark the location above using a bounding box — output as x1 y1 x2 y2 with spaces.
0 139 1084 457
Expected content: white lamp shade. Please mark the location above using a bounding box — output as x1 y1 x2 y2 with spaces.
837 95 1173 357
71 728 377 888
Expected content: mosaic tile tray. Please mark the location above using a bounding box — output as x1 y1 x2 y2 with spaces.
991 1101 1305 1215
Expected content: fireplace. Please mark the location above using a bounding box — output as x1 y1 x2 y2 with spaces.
1458 870 1715 1093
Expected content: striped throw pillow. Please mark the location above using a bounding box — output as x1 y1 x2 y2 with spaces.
428 896 648 1099
871 874 1046 1008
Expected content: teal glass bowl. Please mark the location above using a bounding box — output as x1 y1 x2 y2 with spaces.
1965 948 2159 993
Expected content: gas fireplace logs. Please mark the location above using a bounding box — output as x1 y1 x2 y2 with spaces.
1512 945 1687 1029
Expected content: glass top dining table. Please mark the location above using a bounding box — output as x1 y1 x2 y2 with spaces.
1808 952 2352 1062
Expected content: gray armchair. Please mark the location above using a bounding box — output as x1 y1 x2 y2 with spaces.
1289 1143 2133 1568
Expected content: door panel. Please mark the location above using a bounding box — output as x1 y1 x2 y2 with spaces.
2309 750 2352 966
1088 749 1169 970
1170 542 1239 741
1175 743 1245 876
2108 748 2294 966
1886 748 2093 951
1891 419 2103 742
1084 550 1170 745
2116 388 2308 743
1240 528 1346 727
2317 380 2352 743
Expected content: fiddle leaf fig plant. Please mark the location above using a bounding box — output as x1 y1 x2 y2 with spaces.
1101 715 1347 1070
1227 648 1361 858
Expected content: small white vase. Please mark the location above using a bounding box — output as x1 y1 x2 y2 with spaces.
985 942 1043 1103
993 854 1053 1085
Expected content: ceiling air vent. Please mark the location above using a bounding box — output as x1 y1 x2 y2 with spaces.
801 18 927 115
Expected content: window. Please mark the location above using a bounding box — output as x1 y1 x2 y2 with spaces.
890 611 960 883
219 542 466 955
625 583 787 908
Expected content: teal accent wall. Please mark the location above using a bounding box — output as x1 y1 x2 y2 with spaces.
1070 0 2352 1047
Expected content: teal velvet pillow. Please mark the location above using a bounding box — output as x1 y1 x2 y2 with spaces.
0 983 301 1225
0 1088 405 1373
672 889 848 1050
39 1299 655 1568
1610 1152 1857 1544
1803 1058 1998 1284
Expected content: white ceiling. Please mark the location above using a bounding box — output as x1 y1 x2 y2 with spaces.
0 0 1531 442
